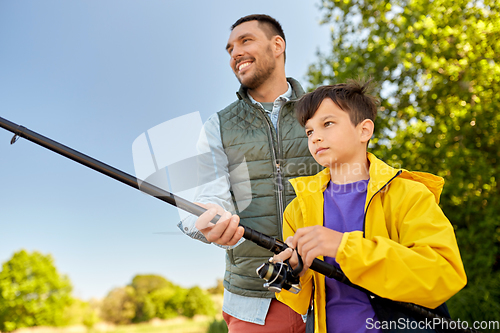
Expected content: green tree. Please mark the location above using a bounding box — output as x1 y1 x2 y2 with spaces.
308 0 500 327
182 286 216 318
207 279 224 295
129 274 172 322
0 250 73 332
149 286 187 319
100 286 136 325
63 298 100 327
131 274 172 295
206 318 228 333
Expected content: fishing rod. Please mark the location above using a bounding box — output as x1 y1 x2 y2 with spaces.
0 116 479 333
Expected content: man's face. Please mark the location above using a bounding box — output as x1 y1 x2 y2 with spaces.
226 20 276 89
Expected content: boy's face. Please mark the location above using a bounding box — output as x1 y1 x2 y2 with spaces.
304 98 369 169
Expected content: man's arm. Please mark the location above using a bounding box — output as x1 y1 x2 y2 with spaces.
177 113 244 247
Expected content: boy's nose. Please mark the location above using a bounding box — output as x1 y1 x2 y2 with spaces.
312 134 322 143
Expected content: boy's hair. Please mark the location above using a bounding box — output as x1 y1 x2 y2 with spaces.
231 14 286 61
295 79 379 127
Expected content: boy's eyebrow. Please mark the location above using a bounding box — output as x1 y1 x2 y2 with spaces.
318 114 338 121
305 114 338 129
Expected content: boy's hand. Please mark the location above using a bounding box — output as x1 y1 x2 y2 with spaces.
272 237 306 276
194 203 244 246
289 226 343 271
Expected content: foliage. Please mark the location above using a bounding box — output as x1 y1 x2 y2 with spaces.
149 286 187 319
308 0 500 328
131 274 173 295
0 250 73 332
100 274 217 324
62 298 100 328
100 286 137 325
207 279 224 295
206 318 228 333
129 274 173 323
182 286 216 318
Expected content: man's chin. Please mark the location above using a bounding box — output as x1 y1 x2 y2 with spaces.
239 77 261 90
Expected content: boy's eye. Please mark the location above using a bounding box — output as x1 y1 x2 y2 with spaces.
324 121 333 127
306 130 313 137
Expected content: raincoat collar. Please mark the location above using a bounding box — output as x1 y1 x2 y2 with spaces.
289 153 444 204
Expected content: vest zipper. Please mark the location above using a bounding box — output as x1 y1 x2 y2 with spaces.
362 170 402 237
251 103 284 239
275 107 284 240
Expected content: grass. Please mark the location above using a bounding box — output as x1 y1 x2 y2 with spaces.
13 316 218 333
100 317 212 333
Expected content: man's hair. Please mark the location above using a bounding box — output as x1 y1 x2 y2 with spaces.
295 79 379 127
231 14 286 60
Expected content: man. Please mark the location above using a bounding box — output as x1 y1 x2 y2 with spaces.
178 14 319 332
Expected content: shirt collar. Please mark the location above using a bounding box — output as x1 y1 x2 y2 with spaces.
247 82 292 107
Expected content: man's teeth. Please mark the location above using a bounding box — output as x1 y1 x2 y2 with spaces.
238 62 251 71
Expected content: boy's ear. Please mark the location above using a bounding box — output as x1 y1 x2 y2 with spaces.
359 119 374 143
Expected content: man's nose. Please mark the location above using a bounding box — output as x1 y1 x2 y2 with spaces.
231 44 244 60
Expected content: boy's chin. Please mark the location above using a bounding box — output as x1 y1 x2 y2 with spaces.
312 156 336 169
311 156 328 168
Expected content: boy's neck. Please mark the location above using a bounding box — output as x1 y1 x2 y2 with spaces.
329 157 370 184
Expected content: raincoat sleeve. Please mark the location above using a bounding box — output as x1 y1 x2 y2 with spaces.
275 199 314 315
335 181 467 309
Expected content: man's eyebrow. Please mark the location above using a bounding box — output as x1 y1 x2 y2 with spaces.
226 33 254 51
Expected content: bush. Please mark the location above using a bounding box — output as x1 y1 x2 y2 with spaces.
182 286 215 318
206 318 228 333
100 286 136 324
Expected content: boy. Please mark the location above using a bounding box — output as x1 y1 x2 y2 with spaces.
273 80 467 333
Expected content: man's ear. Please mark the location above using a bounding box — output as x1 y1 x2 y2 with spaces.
359 119 374 144
273 36 285 59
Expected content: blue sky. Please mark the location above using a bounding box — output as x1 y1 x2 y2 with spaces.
0 0 332 300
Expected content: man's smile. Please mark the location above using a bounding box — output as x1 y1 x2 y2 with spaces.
237 61 252 73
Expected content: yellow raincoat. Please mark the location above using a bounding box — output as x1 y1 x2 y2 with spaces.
276 153 467 333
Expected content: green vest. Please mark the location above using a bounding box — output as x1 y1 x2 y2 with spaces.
219 78 322 298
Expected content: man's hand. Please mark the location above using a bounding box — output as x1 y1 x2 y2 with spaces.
194 203 244 246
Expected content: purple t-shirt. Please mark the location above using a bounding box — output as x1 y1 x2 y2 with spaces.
323 179 381 333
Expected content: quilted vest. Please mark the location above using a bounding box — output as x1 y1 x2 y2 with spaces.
219 78 322 297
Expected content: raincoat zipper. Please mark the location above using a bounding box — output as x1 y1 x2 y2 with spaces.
362 170 402 237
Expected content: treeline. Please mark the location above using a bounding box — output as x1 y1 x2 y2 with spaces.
100 274 216 324
0 249 222 332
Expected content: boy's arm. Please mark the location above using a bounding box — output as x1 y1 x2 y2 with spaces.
335 182 467 309
275 201 314 315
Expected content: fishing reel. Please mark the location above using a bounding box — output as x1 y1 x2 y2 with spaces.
256 256 303 294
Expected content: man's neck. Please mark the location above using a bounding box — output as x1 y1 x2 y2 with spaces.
247 74 289 103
